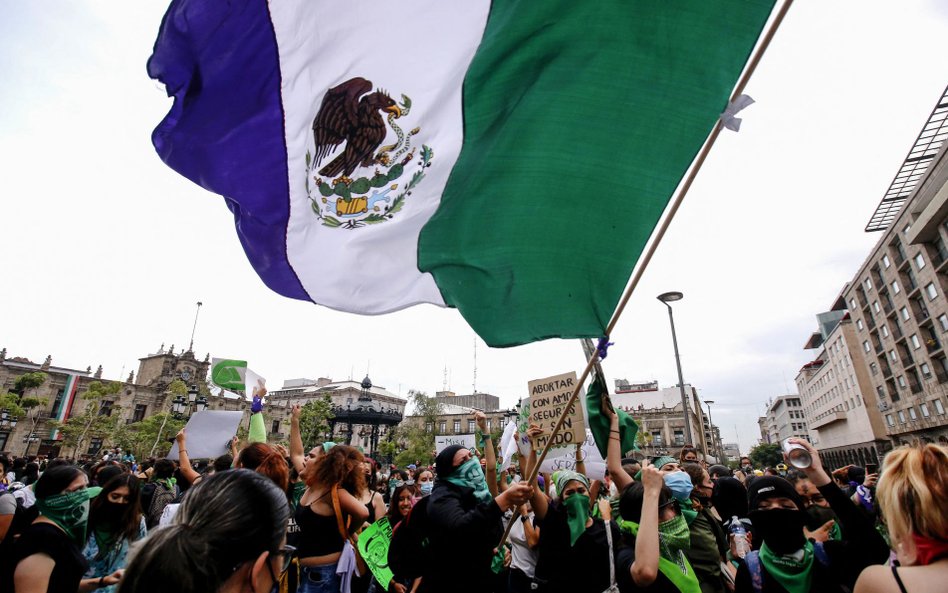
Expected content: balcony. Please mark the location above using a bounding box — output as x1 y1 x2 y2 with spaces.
936 367 948 384
810 410 847 430
926 337 942 354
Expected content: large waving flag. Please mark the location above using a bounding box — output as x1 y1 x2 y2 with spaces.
148 0 775 347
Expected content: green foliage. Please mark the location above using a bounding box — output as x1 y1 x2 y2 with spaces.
299 395 335 448
123 413 186 459
393 390 441 467
0 391 26 418
167 379 188 397
14 372 47 394
55 381 125 456
749 442 783 469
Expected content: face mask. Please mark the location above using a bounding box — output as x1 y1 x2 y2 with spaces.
563 493 590 546
657 513 691 558
445 458 492 504
664 472 693 501
749 508 806 556
37 486 102 544
93 501 128 529
420 482 433 496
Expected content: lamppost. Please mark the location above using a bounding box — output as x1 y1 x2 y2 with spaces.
657 291 693 447
1 408 19 452
703 400 718 461
172 385 208 420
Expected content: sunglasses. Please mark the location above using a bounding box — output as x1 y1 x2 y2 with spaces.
236 545 297 580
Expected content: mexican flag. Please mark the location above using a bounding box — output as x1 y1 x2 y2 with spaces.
149 0 775 347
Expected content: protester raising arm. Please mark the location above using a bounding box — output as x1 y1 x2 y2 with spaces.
606 406 633 492
289 403 306 474
476 410 498 498
174 429 202 485
631 461 663 586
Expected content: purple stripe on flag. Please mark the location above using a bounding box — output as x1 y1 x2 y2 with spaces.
147 0 308 300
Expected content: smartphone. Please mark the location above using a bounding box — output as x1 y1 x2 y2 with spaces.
865 463 878 475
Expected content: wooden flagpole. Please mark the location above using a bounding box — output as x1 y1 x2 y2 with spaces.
497 0 794 549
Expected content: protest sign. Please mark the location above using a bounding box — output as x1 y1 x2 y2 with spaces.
356 516 394 589
515 397 532 456
435 433 476 453
528 372 585 449
210 358 247 390
166 411 243 460
538 429 606 481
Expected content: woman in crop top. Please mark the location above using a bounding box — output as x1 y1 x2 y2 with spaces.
295 445 369 593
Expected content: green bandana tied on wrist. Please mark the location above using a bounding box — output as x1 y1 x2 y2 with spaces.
445 458 493 504
36 486 102 545
758 540 815 593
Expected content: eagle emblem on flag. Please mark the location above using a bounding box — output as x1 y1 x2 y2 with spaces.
305 77 434 229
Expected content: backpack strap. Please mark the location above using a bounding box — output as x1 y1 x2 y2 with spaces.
744 551 764 593
812 541 831 567
330 485 350 543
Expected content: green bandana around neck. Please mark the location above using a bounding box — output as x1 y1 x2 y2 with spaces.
678 497 699 525
155 476 176 491
758 540 815 593
563 493 591 546
445 458 493 504
37 486 102 545
619 519 700 592
658 513 691 556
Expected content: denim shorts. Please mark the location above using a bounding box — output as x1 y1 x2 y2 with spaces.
299 564 340 593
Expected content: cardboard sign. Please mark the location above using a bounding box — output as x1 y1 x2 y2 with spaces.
538 429 606 482
528 372 585 449
357 516 394 589
166 411 244 460
435 434 476 453
515 397 532 456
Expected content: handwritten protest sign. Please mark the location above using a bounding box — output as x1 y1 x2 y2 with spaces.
516 397 532 455
435 434 476 453
538 429 606 481
529 372 585 449
356 516 394 589
167 411 243 460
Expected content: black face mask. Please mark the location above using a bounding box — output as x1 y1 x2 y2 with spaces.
93 501 128 529
748 508 806 556
804 505 837 531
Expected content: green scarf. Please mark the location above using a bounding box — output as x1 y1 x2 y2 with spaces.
831 521 842 541
658 514 691 559
758 540 815 593
563 493 591 546
618 519 700 593
154 477 176 491
445 458 493 504
36 486 102 545
678 497 698 526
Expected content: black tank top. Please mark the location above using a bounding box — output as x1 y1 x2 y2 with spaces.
295 503 344 558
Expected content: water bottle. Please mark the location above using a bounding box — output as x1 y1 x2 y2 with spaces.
729 516 751 558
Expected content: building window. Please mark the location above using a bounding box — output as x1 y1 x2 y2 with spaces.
271 420 281 434
897 376 906 389
920 403 930 417
892 280 900 295
921 363 932 379
881 325 889 338
132 404 147 423
51 388 66 417
877 385 885 399
901 307 911 321
673 430 684 446
898 410 906 424
99 400 114 417
863 341 871 353
911 334 921 350
453 420 461 433
865 278 872 290
873 301 881 313
886 414 894 427
883 254 891 269
857 319 864 331
926 283 939 301
939 314 948 332
88 438 103 455
914 253 926 270
439 421 446 433
889 350 898 363
850 298 857 311
467 419 475 433
425 421 433 433
935 399 946 415
909 407 918 421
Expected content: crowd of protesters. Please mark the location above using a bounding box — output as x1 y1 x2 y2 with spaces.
1 402 946 593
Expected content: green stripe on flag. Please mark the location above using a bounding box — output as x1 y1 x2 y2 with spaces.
211 358 247 390
419 0 775 347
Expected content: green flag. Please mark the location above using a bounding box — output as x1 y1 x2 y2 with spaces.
586 379 637 459
210 358 247 390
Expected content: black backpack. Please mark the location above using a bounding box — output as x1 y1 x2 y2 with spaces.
1 490 40 544
388 496 432 580
141 481 179 529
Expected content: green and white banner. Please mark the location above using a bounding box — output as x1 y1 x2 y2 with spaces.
210 358 247 391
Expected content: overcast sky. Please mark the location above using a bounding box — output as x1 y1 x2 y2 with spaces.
2 2 947 455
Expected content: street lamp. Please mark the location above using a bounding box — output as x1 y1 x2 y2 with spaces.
657 291 693 447
703 400 718 461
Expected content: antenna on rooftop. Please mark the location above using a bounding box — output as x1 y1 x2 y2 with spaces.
443 365 448 392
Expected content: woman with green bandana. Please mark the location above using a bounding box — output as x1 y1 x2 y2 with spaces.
421 444 533 593
530 467 623 593
681 463 728 593
82 473 147 593
8 465 124 593
735 438 889 593
616 460 701 593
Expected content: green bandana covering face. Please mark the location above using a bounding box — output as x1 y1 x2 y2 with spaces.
758 540 815 593
37 486 102 545
658 513 691 559
618 519 700 593
445 458 493 504
563 493 591 546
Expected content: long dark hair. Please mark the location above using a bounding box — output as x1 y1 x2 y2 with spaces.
307 445 365 496
34 465 85 499
387 483 415 525
118 469 290 593
90 473 143 542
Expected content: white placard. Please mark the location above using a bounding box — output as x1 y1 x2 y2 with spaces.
167 411 244 460
538 429 606 481
435 433 476 453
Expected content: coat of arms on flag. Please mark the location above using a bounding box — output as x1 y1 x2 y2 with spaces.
307 77 433 230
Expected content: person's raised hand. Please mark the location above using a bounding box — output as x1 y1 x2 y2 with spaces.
291 403 302 420
864 472 879 489
787 438 827 484
526 424 544 444
175 429 186 445
804 519 835 543
499 481 533 509
639 460 663 493
474 410 487 433
274 444 289 458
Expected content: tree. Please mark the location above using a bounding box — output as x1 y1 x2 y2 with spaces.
51 381 123 457
14 372 47 396
121 413 187 459
393 390 441 467
298 395 335 448
749 442 783 469
147 379 188 456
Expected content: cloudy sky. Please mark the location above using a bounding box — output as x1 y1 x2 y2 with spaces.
2 2 947 454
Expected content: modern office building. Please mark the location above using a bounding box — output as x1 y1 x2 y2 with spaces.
759 395 809 447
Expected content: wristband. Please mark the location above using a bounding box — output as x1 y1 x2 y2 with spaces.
98 577 105 589
520 515 528 523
